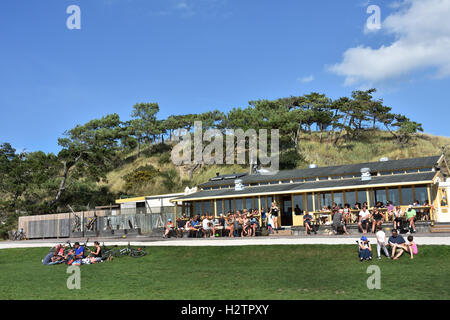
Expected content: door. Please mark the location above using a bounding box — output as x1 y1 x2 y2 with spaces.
281 195 293 226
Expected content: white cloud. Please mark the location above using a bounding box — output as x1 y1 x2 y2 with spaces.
330 0 450 85
297 75 314 83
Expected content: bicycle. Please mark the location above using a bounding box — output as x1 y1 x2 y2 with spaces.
101 242 121 259
12 229 26 241
118 242 147 258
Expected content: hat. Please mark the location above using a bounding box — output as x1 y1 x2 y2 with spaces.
168 219 172 222
360 236 367 241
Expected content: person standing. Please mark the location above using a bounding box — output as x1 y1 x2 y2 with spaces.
269 201 280 230
405 205 417 233
375 226 389 259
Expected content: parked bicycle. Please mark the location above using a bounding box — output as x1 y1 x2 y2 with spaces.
100 242 121 259
12 229 26 241
118 242 146 258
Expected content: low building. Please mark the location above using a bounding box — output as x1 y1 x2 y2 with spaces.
172 155 450 225
115 193 184 215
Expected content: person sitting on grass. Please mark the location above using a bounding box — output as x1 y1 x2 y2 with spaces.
392 235 418 260
73 242 85 260
358 206 371 234
358 236 373 262
388 229 406 258
371 208 385 233
375 226 389 259
163 219 175 238
88 241 103 263
303 211 315 235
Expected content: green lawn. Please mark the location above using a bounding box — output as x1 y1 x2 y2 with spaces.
1 245 450 300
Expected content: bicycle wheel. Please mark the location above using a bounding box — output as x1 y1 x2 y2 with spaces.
102 250 112 260
130 247 146 258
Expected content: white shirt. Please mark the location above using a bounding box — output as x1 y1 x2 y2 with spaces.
359 240 370 249
376 230 386 244
359 210 370 220
202 219 211 229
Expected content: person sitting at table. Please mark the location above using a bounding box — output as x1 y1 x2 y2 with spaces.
303 211 316 235
371 208 385 233
226 213 235 237
202 216 214 238
190 218 201 237
405 205 417 233
358 206 371 234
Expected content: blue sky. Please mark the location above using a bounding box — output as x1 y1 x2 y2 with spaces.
1 0 449 154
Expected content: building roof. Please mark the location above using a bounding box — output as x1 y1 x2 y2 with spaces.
198 155 442 188
173 171 437 202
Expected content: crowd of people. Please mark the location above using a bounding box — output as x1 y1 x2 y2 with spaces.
326 199 431 235
42 241 106 266
358 227 418 261
164 201 284 238
165 199 431 239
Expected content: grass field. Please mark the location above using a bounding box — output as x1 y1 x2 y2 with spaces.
1 245 450 300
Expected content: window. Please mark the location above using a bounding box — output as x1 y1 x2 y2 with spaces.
415 185 428 204
224 199 232 214
307 193 314 212
320 192 332 209
419 167 432 172
387 187 400 205
401 186 414 205
357 190 368 205
406 169 418 174
203 200 212 216
345 191 356 207
375 188 387 205
194 201 202 215
294 194 305 213
235 198 243 211
244 197 253 210
267 196 273 209
333 192 344 207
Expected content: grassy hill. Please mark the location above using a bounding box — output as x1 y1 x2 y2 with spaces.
104 131 450 197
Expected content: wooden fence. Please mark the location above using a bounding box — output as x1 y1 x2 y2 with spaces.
18 207 177 239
